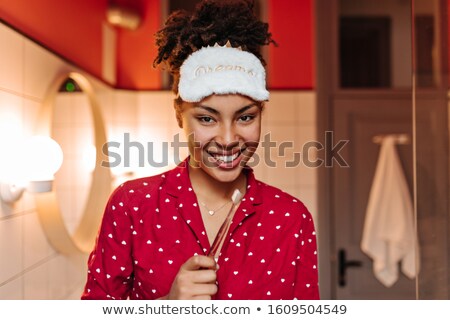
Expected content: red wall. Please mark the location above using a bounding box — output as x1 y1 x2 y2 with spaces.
0 0 314 90
268 0 315 89
0 0 108 82
115 0 161 90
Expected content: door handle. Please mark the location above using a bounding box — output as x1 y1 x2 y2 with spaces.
338 249 363 287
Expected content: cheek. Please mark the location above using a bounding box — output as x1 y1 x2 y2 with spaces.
242 121 261 143
183 119 213 149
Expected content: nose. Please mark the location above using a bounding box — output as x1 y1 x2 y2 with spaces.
216 122 239 148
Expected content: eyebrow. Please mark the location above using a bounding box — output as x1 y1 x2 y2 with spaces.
194 103 259 116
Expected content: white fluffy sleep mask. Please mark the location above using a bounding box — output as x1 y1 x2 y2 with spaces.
178 42 269 102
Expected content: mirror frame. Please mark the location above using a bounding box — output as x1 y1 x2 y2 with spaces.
35 72 111 254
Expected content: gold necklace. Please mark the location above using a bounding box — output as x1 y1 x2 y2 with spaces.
199 199 232 216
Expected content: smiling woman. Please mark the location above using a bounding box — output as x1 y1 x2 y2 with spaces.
81 0 319 300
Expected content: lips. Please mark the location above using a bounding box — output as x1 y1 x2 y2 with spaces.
205 147 245 169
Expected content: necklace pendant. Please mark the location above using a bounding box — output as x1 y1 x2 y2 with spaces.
208 210 215 216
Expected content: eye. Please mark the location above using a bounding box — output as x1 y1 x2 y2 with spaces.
238 114 256 122
197 116 215 124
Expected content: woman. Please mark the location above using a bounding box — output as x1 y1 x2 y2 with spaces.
82 0 319 300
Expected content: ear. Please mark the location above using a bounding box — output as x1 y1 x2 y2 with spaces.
173 104 183 128
173 97 185 128
176 111 183 128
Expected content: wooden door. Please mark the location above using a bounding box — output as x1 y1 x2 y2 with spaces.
331 94 415 299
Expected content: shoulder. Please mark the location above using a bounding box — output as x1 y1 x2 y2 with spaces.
255 178 313 220
107 166 177 205
256 181 318 249
119 173 166 196
257 178 307 209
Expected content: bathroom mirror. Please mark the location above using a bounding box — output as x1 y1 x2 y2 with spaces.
34 72 112 254
52 77 95 236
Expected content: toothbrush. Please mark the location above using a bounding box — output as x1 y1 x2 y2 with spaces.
208 189 243 258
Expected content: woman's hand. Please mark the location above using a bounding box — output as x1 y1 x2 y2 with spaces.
165 255 218 300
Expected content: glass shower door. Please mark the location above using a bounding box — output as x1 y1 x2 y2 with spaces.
412 0 450 299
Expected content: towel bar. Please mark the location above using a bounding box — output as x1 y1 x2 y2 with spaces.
372 133 410 145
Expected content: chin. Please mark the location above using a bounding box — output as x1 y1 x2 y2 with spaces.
205 165 244 183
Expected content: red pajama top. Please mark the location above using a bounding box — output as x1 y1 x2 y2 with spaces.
81 159 320 300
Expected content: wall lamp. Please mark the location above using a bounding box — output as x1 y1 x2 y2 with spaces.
106 3 142 30
0 135 63 204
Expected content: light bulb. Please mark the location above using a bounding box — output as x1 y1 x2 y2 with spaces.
25 136 64 192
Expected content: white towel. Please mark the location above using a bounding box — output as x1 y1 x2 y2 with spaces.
361 136 419 287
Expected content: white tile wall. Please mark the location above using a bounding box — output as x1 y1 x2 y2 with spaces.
262 91 318 222
22 212 53 269
0 276 23 299
0 24 23 93
0 22 109 300
0 215 23 284
47 255 71 299
23 38 68 100
0 91 23 138
0 22 318 299
136 91 185 177
22 98 41 137
23 261 50 299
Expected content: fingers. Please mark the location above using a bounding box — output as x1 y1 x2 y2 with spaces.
192 295 212 300
173 285 217 300
181 255 217 271
168 278 218 300
167 255 219 300
185 283 218 297
190 269 217 284
176 266 217 287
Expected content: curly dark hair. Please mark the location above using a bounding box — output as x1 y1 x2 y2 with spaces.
153 0 276 94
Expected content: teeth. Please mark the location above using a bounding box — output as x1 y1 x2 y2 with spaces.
213 152 239 162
